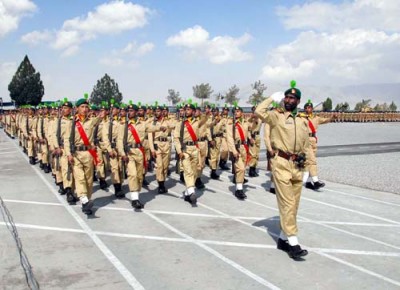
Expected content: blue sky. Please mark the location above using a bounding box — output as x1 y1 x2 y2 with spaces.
1 0 399 106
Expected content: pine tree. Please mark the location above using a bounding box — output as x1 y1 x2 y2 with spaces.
193 83 213 107
322 97 333 112
248 80 267 105
389 101 397 112
167 89 181 105
224 85 240 105
89 74 123 105
8 55 44 106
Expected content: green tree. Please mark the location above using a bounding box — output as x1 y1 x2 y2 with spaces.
89 73 123 105
8 55 44 106
322 97 333 112
389 101 397 111
167 89 181 105
224 85 240 105
335 102 350 112
354 99 371 111
248 80 267 105
193 83 213 107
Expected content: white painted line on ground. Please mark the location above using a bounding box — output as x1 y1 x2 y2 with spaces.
10 136 146 290
3 221 400 258
3 199 63 206
323 188 400 208
317 252 400 287
144 210 281 290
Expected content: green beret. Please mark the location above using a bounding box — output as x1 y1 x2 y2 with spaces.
162 104 169 111
76 98 89 107
232 106 243 113
110 103 120 109
284 80 301 99
304 99 313 109
127 104 138 110
185 103 196 110
62 101 73 108
90 104 98 110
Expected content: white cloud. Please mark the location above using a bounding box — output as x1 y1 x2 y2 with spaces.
277 0 400 32
166 25 252 64
0 0 36 37
21 1 151 56
20 30 52 46
0 61 17 100
100 41 154 67
261 29 400 85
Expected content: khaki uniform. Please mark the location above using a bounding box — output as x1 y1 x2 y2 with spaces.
248 116 262 168
219 115 230 162
209 114 224 170
226 118 252 184
149 117 175 182
102 116 122 185
64 116 99 200
256 98 310 237
173 117 206 191
95 118 108 180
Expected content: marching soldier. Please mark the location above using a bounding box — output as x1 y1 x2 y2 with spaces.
23 107 36 164
194 105 209 189
219 106 231 170
208 106 223 180
102 101 123 197
300 100 336 190
248 106 262 177
64 98 99 215
94 103 110 190
227 104 253 200
149 104 175 194
173 102 207 205
255 82 310 260
117 103 163 209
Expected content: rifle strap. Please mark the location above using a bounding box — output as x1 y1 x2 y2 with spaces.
76 120 99 165
128 124 147 169
235 122 251 165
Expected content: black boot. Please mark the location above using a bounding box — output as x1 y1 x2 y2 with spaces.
195 178 205 189
43 164 51 173
66 188 78 205
158 181 168 194
93 170 98 182
99 178 108 190
219 160 230 170
184 193 197 205
253 167 259 176
277 238 289 252
288 244 308 260
210 169 220 180
29 157 35 165
58 183 66 195
82 200 94 215
131 199 144 209
142 177 149 187
305 182 315 190
234 190 247 200
180 172 185 183
114 183 125 198
313 180 325 190
39 160 44 169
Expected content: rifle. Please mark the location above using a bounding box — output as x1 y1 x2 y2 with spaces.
175 115 186 174
67 108 76 181
207 113 215 162
55 108 62 171
121 115 129 179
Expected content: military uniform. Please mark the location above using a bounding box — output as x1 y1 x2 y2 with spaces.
247 109 261 177
256 86 310 260
208 108 223 179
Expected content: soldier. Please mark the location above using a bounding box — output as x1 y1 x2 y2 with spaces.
47 103 63 191
102 101 124 197
301 100 335 190
23 107 36 164
93 103 109 190
64 98 99 215
173 102 207 205
219 106 231 170
117 103 162 209
263 117 275 194
255 82 310 260
248 106 262 177
194 105 209 189
149 103 175 194
37 105 51 173
227 104 253 200
208 106 222 180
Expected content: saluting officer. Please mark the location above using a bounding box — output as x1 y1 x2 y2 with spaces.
255 82 310 260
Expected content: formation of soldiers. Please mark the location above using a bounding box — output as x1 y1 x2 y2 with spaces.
0 90 399 260
319 111 400 122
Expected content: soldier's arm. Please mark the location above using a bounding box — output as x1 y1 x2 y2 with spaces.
226 122 238 156
255 97 276 125
102 120 113 153
173 123 182 155
116 124 125 157
64 123 72 156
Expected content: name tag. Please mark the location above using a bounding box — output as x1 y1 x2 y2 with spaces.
285 120 294 125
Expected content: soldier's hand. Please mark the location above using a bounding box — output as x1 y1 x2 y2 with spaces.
160 126 167 132
209 140 215 148
122 155 129 163
151 151 157 159
109 151 116 159
179 152 185 160
234 152 240 159
249 138 255 145
67 155 74 165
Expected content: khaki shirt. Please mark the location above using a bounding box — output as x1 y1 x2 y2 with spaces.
102 116 120 153
173 116 207 155
64 116 99 156
148 117 175 152
255 97 310 155
226 118 252 155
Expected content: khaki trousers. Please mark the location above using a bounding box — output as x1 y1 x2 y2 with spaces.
197 140 208 175
271 155 303 236
233 146 247 183
209 137 222 170
306 138 318 177
96 148 107 179
72 151 94 199
220 137 229 161
126 149 144 192
155 141 171 182
61 153 74 189
181 145 199 188
109 149 121 184
249 137 261 167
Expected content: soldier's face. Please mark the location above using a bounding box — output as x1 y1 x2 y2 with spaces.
284 95 300 112
305 106 313 114
62 106 72 116
235 109 242 119
112 107 119 116
128 109 136 119
179 108 184 117
155 109 162 118
162 109 168 117
77 104 89 116
195 109 201 117
138 109 145 117
120 110 126 117
185 108 193 117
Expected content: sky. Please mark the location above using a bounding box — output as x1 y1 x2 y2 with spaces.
0 0 399 106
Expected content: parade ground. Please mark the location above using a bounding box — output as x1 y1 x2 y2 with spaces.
1 123 400 290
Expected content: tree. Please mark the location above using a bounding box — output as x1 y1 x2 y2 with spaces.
89 74 123 105
167 89 181 105
322 97 333 112
389 101 397 112
248 80 267 105
8 55 44 106
354 99 371 111
193 83 213 107
334 102 350 112
224 85 240 105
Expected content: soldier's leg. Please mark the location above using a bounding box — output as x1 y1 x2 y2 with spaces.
127 151 144 208
219 138 230 170
234 148 246 199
